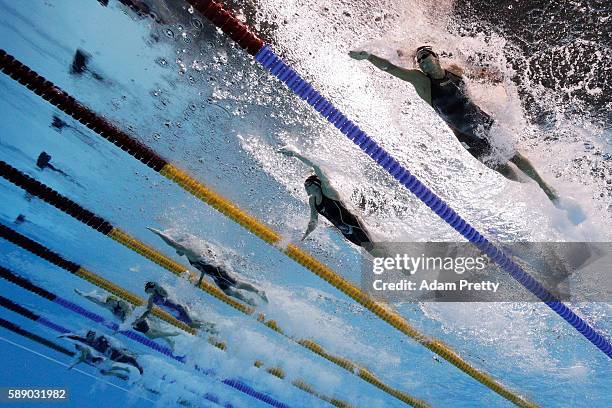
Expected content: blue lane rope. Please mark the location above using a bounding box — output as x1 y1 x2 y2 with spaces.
254 45 611 358
0 267 292 408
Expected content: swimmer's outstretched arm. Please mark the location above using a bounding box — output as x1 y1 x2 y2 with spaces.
74 289 108 309
349 50 431 104
278 146 342 200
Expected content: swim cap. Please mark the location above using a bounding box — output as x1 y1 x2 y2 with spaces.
145 281 156 290
416 46 438 63
304 174 322 188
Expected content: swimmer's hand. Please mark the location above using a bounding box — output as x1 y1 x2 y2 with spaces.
349 50 370 61
301 221 317 241
278 145 299 157
202 322 219 336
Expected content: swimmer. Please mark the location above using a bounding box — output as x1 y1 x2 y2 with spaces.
36 152 69 177
278 145 374 251
349 46 561 203
74 289 180 349
61 330 143 375
68 344 132 380
137 281 218 334
148 228 268 306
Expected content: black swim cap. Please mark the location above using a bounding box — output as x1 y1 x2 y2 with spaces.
304 175 321 188
145 281 156 290
416 46 438 62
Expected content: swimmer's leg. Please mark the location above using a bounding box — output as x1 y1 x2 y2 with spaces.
196 271 205 287
222 286 257 306
101 366 130 380
145 328 180 339
235 282 268 303
190 320 218 335
74 289 112 311
510 152 558 201
144 328 179 350
495 163 522 182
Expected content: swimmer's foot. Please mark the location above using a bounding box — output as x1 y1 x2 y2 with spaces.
552 196 587 225
193 321 219 336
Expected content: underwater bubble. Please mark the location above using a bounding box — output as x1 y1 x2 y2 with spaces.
165 29 174 38
156 58 167 66
191 17 203 30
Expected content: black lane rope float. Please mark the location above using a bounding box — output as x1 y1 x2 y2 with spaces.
0 315 74 357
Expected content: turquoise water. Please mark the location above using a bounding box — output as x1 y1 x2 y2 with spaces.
0 1 610 407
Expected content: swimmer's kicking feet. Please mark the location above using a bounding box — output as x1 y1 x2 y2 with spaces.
278 146 374 252
148 228 268 306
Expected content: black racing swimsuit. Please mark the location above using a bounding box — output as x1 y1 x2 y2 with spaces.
189 259 237 291
314 192 371 247
68 334 143 374
429 71 494 160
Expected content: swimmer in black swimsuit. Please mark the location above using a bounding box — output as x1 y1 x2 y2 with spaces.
74 289 180 349
136 282 218 335
278 146 373 251
147 228 268 306
68 344 132 380
61 330 143 375
349 46 559 204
